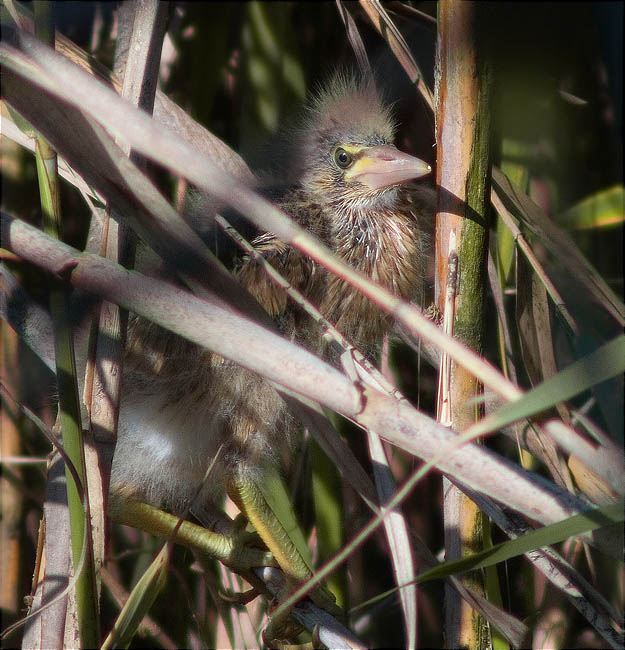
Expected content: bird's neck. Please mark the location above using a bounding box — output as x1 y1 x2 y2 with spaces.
330 192 415 266
316 191 424 350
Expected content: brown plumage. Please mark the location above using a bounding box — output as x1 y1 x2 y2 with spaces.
111 74 433 516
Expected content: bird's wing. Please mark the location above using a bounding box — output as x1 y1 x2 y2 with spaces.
235 233 315 319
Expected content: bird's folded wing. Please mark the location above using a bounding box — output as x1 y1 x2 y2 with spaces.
236 234 316 318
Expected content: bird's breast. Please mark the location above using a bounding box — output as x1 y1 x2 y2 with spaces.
322 206 425 349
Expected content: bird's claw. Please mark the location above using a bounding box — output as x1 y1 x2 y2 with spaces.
262 597 306 649
218 585 260 605
261 577 338 647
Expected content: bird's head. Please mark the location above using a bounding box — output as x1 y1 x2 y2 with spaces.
294 74 431 211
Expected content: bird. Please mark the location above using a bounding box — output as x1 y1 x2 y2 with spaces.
108 73 433 621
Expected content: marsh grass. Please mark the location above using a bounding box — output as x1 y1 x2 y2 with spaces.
1 2 623 648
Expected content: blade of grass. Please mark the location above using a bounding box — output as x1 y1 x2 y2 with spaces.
100 545 169 650
466 335 625 443
310 438 346 607
351 499 623 646
358 0 434 110
418 502 623 583
335 0 372 76
492 168 625 326
32 4 98 643
493 188 578 336
366 430 417 649
100 567 177 648
467 487 624 650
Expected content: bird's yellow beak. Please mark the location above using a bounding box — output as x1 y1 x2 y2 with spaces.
346 144 431 190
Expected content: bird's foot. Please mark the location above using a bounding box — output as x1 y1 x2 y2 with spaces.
262 594 328 648
258 567 340 647
227 469 342 643
262 596 307 649
219 519 275 573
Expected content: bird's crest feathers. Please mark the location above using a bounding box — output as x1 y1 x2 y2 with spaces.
304 72 396 144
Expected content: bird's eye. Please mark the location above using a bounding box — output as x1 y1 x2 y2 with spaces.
334 148 353 169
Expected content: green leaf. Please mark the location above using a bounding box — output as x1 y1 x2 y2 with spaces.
470 335 625 438
311 439 345 606
416 502 623 584
353 501 624 613
556 185 625 230
482 520 510 650
101 546 169 650
498 141 531 283
4 102 37 138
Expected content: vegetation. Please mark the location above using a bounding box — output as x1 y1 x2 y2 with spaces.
1 2 622 648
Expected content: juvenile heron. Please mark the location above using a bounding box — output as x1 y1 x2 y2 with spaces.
109 74 433 630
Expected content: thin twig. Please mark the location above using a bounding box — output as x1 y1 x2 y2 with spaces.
358 0 434 110
386 1 437 26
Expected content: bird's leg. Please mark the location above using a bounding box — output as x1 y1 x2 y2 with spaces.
227 463 341 644
108 496 274 574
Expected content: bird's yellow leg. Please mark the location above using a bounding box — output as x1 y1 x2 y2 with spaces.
108 497 274 573
228 474 310 583
227 465 341 643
